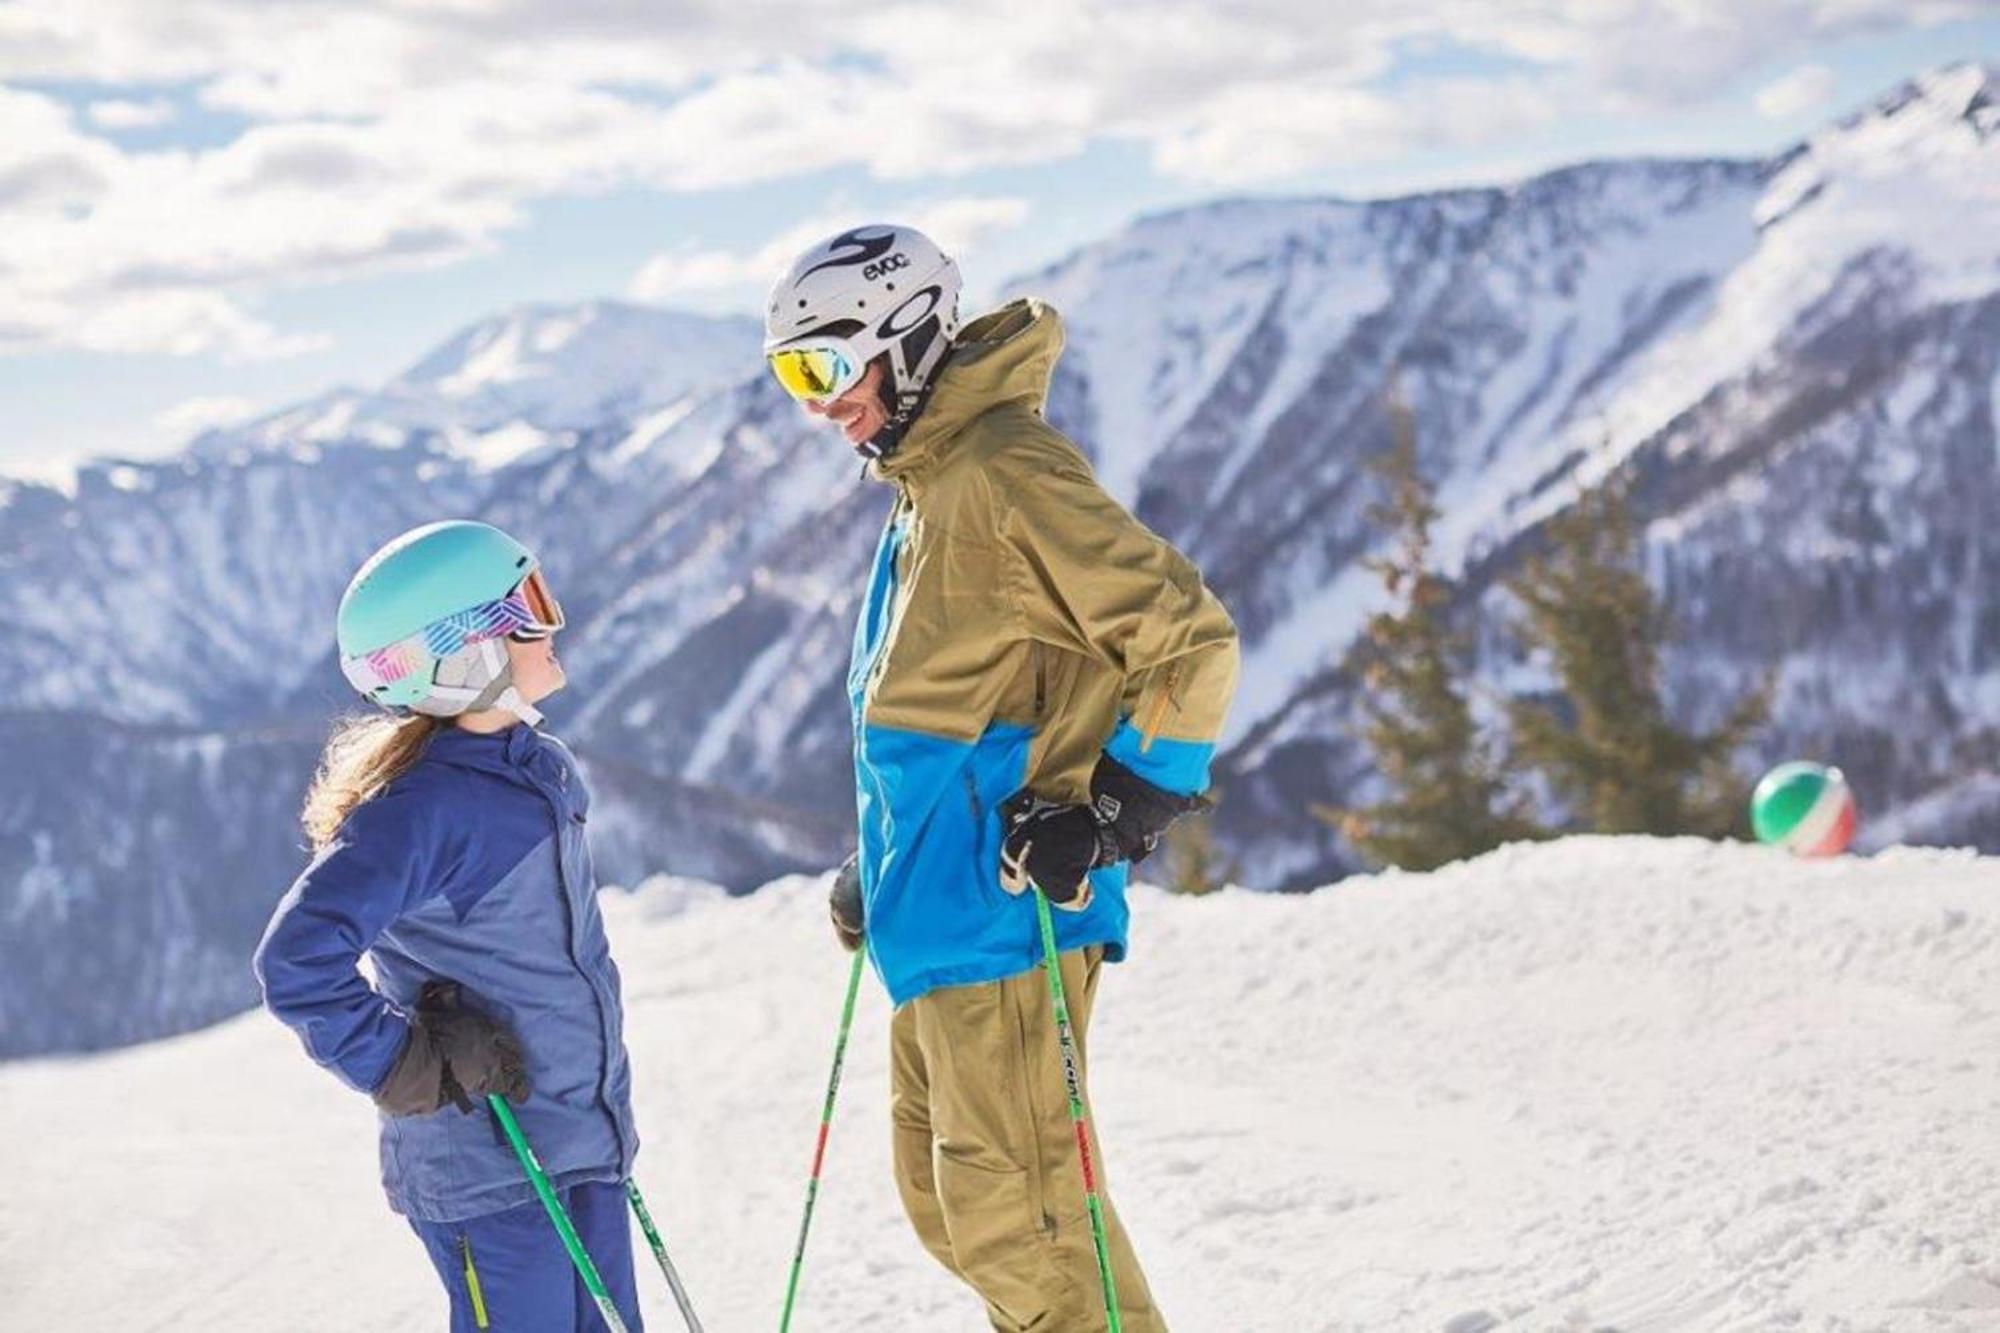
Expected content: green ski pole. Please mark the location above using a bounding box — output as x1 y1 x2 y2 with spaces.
1035 887 1124 1333
488 1095 632 1333
627 1178 705 1332
778 947 867 1332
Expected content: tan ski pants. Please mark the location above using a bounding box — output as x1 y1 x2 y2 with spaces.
889 946 1166 1332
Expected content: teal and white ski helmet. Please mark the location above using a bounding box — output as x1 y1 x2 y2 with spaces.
336 520 565 725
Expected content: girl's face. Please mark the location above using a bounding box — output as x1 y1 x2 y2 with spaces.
506 633 566 704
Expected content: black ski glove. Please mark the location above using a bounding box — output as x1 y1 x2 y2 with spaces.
829 853 865 953
999 792 1119 911
374 981 532 1117
1089 753 1213 866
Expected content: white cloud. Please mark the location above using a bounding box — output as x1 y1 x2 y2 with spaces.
84 98 173 130
0 0 1960 357
629 196 1032 307
1756 63 1838 119
1152 78 1561 185
628 247 770 307
0 85 118 209
66 291 328 361
914 197 1035 254
153 393 259 441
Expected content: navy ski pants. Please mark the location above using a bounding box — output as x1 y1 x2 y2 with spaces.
408 1181 644 1332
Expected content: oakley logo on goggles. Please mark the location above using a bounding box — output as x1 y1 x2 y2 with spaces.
350 572 565 689
767 339 865 404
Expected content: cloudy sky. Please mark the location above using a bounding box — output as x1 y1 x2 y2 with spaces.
2 0 1994 479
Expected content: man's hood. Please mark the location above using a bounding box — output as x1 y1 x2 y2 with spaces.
875 298 1064 482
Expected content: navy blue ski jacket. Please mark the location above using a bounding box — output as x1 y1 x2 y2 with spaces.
253 724 638 1224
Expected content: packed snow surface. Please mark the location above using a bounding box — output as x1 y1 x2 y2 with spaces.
4 837 1999 1330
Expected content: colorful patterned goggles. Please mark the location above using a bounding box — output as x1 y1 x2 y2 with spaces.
767 338 865 404
353 571 565 688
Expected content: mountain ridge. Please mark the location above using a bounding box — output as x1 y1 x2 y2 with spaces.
3 63 1995 1053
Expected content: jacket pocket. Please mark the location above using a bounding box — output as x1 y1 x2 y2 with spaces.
964 766 983 823
933 1151 1053 1325
965 767 1017 910
1140 661 1184 752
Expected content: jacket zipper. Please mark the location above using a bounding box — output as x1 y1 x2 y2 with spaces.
862 510 911 700
1032 643 1047 719
461 1236 491 1329
547 795 626 1159
1140 663 1182 753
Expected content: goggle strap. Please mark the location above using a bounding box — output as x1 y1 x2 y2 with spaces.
344 588 557 711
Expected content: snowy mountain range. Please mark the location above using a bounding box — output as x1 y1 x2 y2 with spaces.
4 64 1995 1057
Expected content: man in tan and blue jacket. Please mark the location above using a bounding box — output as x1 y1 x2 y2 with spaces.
764 223 1239 1332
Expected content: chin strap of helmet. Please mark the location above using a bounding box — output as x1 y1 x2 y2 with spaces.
461 639 545 727
492 686 544 729
859 346 954 460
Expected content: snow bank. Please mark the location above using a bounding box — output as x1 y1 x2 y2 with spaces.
4 837 1999 1330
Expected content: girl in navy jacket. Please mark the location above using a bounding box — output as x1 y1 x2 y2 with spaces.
255 520 644 1331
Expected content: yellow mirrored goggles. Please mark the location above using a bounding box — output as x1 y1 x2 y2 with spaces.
767 342 863 404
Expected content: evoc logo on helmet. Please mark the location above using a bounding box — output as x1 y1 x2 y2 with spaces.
863 253 911 281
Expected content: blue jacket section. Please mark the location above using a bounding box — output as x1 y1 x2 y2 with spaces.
254 725 638 1224
851 518 1146 1006
1105 720 1214 797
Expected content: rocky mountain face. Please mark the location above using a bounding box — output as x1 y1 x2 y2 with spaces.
3 65 1993 1056
1197 65 2000 882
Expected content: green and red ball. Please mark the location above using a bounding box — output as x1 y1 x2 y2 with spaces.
1751 761 1857 857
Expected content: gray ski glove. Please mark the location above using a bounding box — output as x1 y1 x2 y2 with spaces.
374 981 532 1117
829 853 865 952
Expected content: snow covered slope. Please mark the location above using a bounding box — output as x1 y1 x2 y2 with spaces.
4 838 1999 1331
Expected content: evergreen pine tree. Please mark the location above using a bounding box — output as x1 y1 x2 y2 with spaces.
1325 387 1538 871
1157 809 1233 895
1506 480 1770 837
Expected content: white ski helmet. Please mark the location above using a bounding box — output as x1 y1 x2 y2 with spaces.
764 223 962 456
